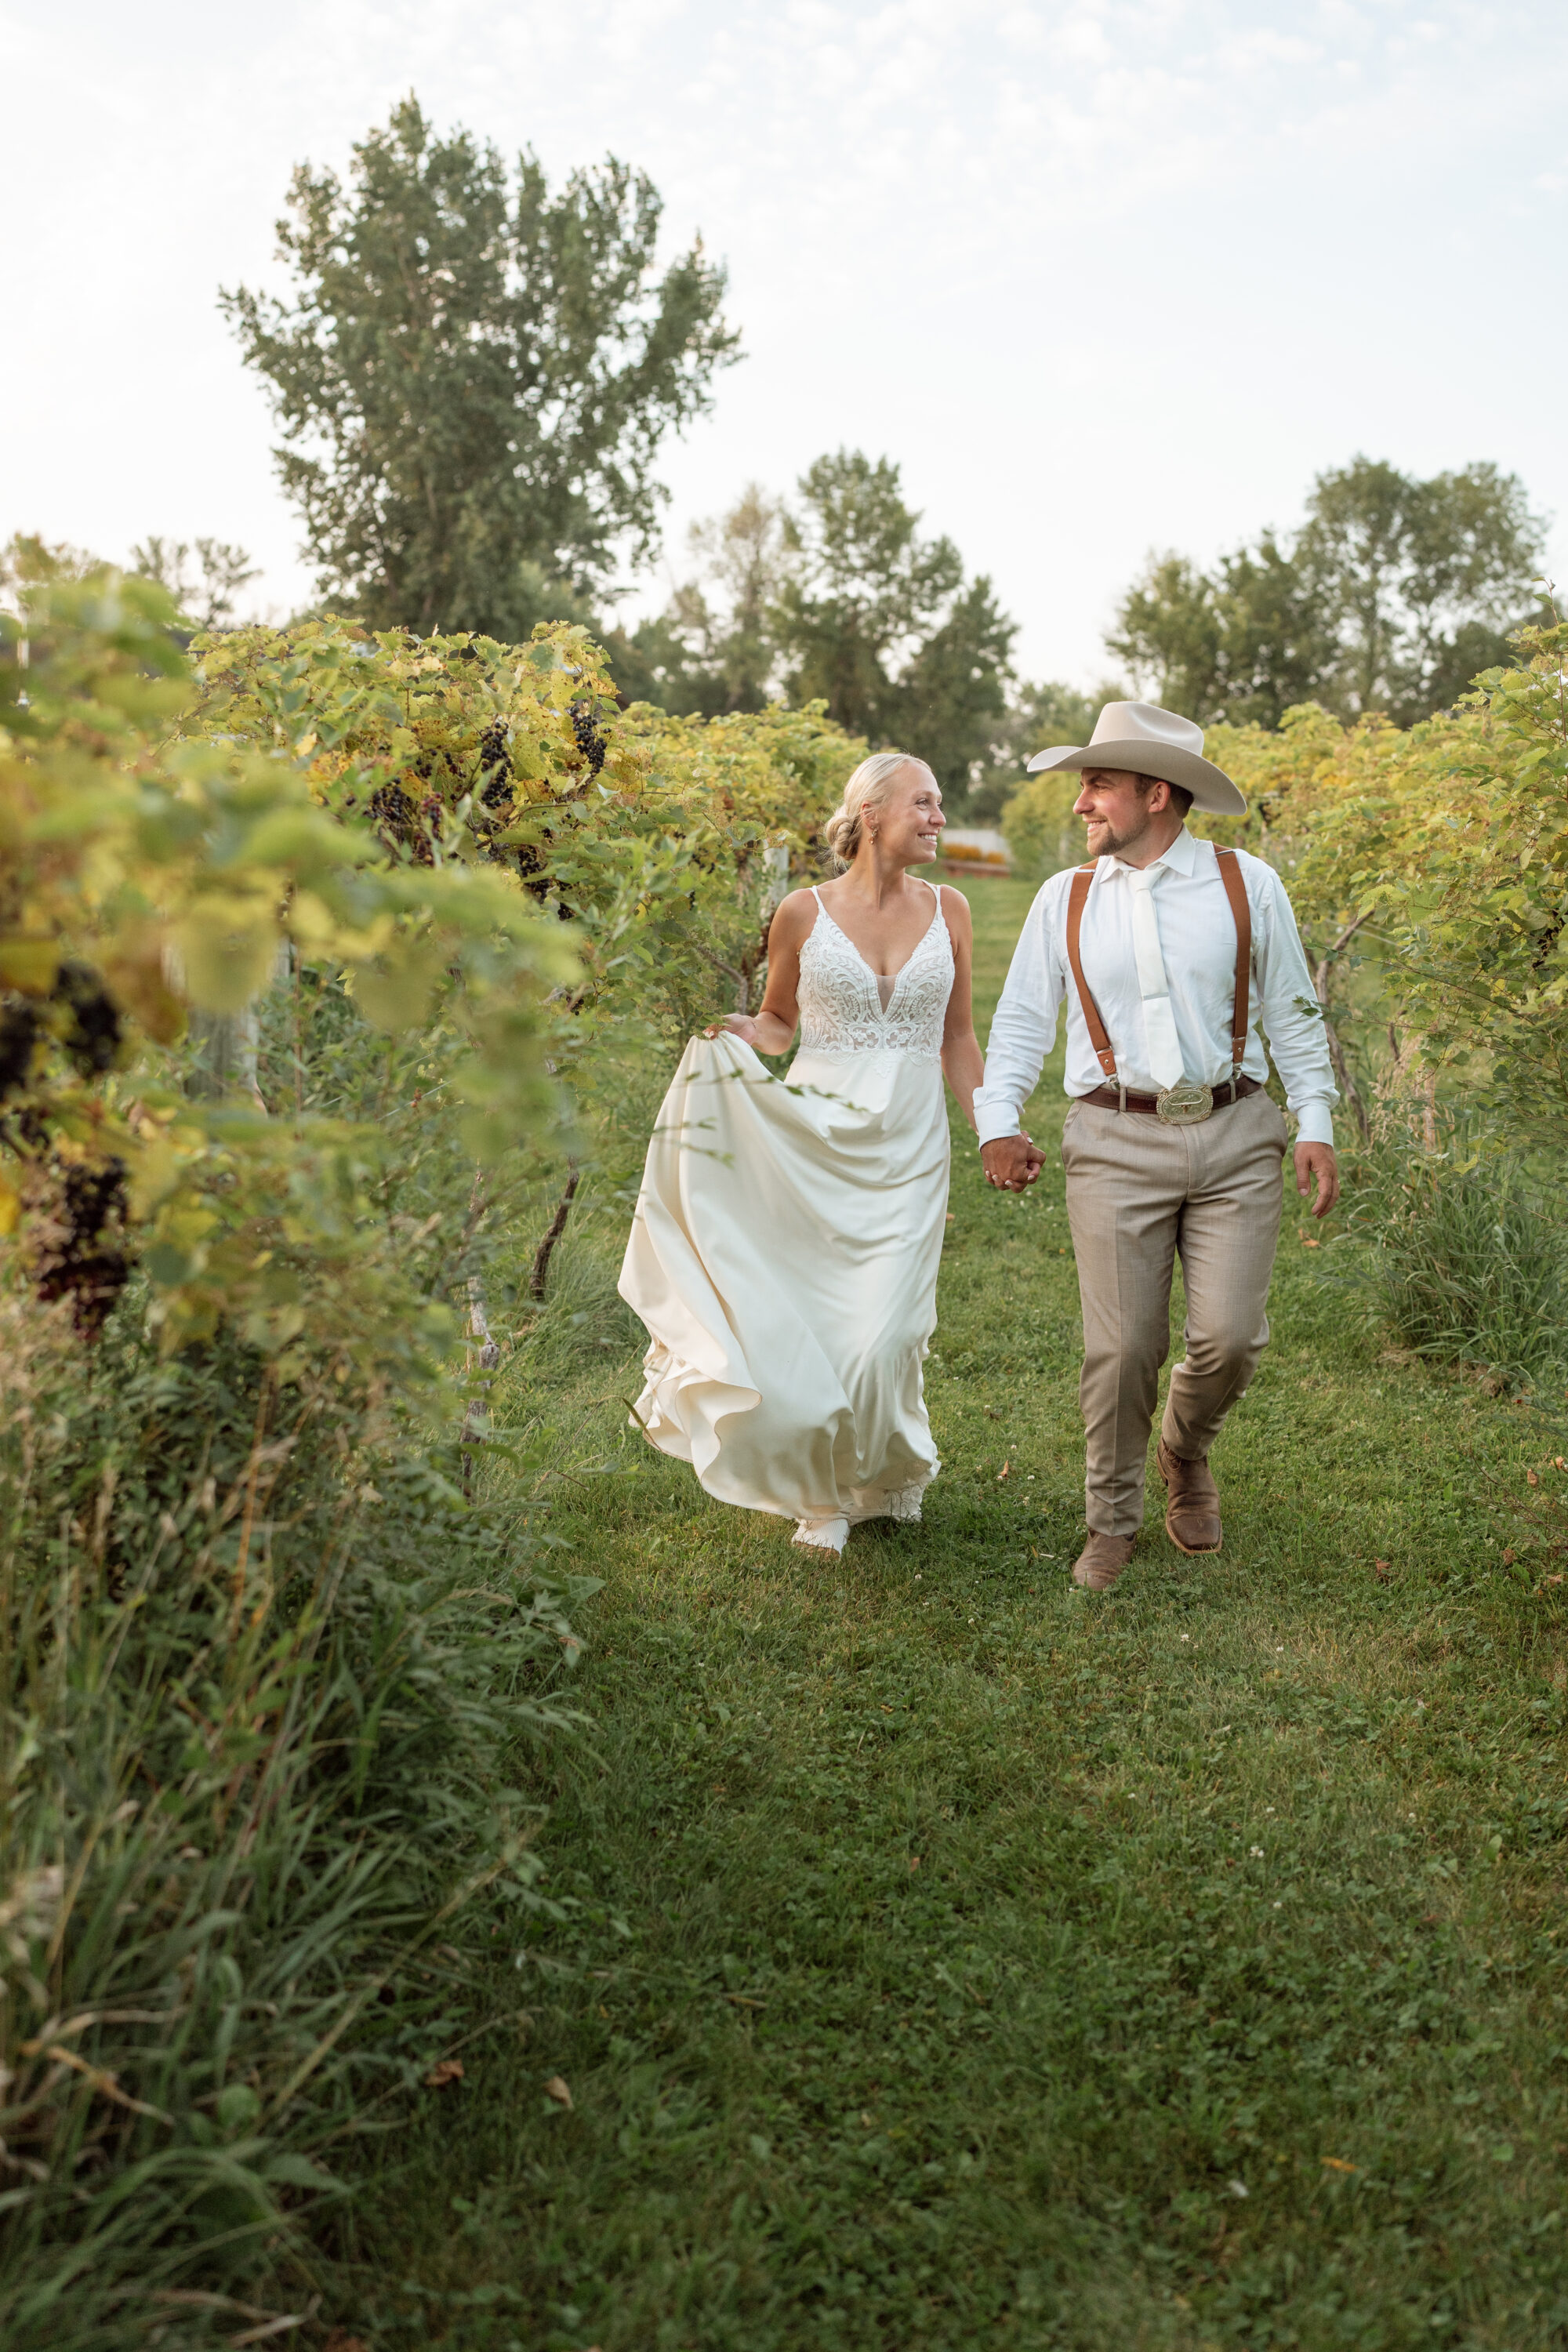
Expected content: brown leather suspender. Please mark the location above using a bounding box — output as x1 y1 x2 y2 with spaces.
1219 848 1253 1074
1065 865 1118 1082
1065 846 1252 1091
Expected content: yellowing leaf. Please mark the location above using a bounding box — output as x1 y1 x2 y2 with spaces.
289 889 338 946
354 942 443 1033
173 902 279 1013
0 935 60 995
543 2074 573 2108
102 932 185 1044
0 1174 20 1236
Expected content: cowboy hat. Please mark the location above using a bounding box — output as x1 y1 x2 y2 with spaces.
1026 699 1246 816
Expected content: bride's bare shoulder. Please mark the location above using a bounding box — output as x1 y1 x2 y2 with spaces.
770 887 820 939
935 882 973 935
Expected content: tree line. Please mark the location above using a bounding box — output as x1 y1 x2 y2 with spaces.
15 92 1544 810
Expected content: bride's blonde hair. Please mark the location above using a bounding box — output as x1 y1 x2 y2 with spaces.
823 751 931 869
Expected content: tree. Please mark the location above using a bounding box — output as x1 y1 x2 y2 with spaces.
1109 535 1336 730
607 483 786 715
1106 554 1225 722
895 574 1018 796
1108 457 1547 729
613 457 1017 796
0 532 103 607
769 450 1015 792
222 95 739 641
673 483 788 713
1300 457 1546 724
129 536 260 629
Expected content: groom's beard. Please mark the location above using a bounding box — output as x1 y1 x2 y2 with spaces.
1085 808 1156 859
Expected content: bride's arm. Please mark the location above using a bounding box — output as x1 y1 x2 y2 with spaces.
702 891 812 1053
938 891 984 1131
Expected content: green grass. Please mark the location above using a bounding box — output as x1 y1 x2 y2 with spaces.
320 877 1568 2351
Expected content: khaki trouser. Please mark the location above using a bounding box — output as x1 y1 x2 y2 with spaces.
1060 1088 1290 1538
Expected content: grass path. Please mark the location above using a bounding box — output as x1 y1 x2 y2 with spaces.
341 878 1568 2351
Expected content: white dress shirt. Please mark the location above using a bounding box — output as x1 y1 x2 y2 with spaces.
974 829 1338 1148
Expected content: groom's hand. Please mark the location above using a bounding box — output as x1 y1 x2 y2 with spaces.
1294 1141 1339 1218
981 1135 1045 1192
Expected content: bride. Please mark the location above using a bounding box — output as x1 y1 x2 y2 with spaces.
618 751 982 1553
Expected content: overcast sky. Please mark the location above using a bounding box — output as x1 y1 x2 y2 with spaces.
6 0 1566 685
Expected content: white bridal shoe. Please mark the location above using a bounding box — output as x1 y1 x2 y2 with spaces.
793 1516 850 1555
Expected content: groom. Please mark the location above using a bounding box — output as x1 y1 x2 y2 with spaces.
975 702 1339 1592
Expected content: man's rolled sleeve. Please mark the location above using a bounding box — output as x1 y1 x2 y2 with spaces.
1256 871 1339 1152
973 888 1063 1145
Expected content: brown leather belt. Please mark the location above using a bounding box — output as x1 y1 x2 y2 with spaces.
1077 1076 1263 1116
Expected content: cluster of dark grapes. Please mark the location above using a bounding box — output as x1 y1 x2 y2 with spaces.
514 837 554 906
31 1156 131 1340
478 718 513 808
571 700 608 779
0 965 132 1338
0 997 40 1103
0 964 122 1105
368 780 418 838
53 960 122 1076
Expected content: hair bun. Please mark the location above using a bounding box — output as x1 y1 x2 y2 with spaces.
822 750 927 871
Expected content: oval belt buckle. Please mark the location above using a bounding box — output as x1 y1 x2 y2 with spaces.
1155 1079 1214 1126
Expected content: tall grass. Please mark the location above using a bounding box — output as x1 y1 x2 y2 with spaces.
1343 1142 1568 1392
0 1284 590 2348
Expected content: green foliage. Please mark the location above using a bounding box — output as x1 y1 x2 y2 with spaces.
0 572 615 2341
609 483 789 719
182 615 864 1179
1301 456 1544 720
1109 456 1547 729
0 547 852 2350
1367 624 1568 1148
0 577 576 1366
0 574 865 2343
1182 626 1568 1156
1340 1141 1568 1392
1 532 104 596
0 1287 591 2349
1109 535 1329 733
1000 766 1083 883
610 458 1037 807
223 95 739 637
636 456 1016 795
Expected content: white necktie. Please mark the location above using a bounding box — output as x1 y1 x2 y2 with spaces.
1123 866 1185 1088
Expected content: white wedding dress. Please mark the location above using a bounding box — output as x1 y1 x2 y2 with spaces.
619 880 955 1551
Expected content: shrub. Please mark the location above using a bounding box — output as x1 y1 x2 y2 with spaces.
1342 1144 1568 1393
0 1286 593 2347
0 579 859 2339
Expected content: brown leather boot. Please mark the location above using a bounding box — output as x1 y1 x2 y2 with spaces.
1157 1436 1222 1554
1072 1532 1136 1592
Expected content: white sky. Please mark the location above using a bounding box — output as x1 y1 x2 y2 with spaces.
6 0 1566 686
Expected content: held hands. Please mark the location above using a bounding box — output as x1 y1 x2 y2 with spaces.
981 1134 1046 1192
1295 1141 1339 1218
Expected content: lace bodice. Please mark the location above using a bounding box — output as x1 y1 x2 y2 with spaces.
797 884 954 1061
